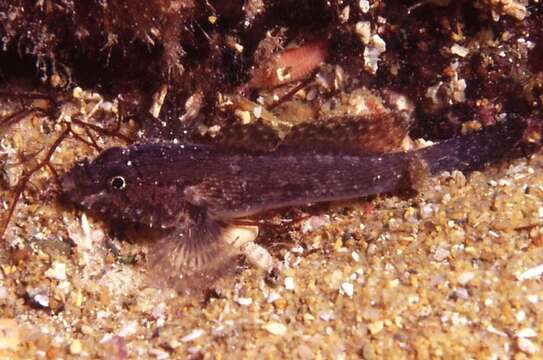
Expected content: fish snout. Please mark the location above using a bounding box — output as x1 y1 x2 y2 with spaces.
59 160 90 205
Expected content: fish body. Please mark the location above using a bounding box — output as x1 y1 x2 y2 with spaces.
60 116 526 288
61 117 524 226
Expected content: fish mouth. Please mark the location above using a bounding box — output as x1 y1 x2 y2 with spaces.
59 160 91 205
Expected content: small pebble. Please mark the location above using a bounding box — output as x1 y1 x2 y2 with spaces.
420 204 434 219
487 325 508 338
0 286 8 300
355 21 372 45
267 292 281 303
69 339 83 355
359 0 370 13
516 328 537 338
181 329 205 342
450 44 469 57
517 338 538 355
33 293 49 308
236 297 253 306
284 277 295 291
235 110 251 124
149 348 170 359
291 245 304 254
516 264 543 281
96 310 109 319
45 261 67 281
263 322 287 336
453 287 470 300
252 105 262 119
301 215 329 233
433 246 450 261
457 272 475 286
351 251 360 262
187 346 202 355
99 334 113 344
151 303 167 319
118 321 138 337
515 310 526 323
368 321 384 335
319 311 334 322
340 282 354 297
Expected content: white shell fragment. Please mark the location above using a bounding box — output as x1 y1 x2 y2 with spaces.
222 225 278 272
450 44 469 57
44 262 67 281
284 277 295 291
340 282 354 297
223 225 259 249
181 329 205 343
235 297 253 306
516 264 543 281
240 241 275 272
516 328 537 338
149 84 168 118
263 322 287 336
517 338 538 355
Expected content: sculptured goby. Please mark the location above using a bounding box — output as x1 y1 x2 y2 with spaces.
60 116 528 290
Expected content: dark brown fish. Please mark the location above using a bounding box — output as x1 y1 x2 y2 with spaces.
60 115 527 289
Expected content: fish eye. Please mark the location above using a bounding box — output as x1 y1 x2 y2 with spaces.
110 176 126 190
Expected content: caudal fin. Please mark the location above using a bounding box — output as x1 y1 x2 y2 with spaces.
418 115 529 176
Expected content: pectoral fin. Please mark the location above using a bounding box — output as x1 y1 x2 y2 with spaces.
147 205 238 292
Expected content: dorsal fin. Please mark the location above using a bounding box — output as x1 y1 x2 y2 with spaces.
275 87 414 154
195 120 283 153
277 113 411 154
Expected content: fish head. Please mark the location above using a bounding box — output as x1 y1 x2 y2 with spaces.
61 146 179 227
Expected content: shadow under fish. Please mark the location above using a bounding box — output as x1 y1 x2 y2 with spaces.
60 114 534 292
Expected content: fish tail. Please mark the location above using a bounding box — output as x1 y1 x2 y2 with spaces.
417 115 528 176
